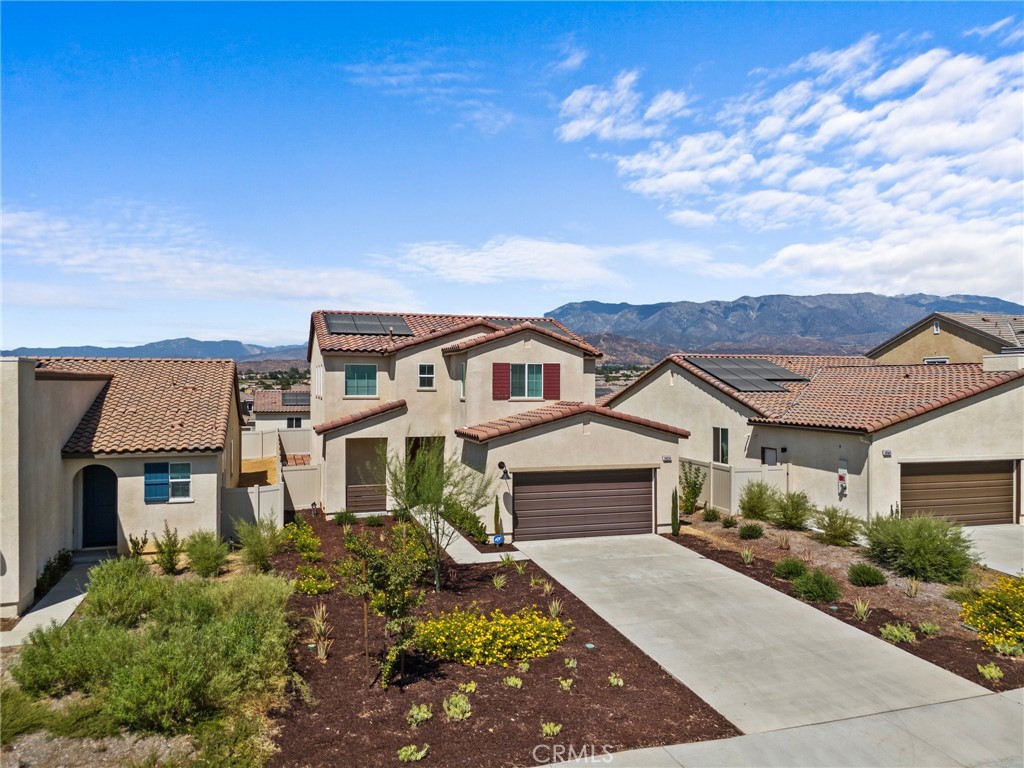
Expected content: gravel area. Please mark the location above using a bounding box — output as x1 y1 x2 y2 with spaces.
2 732 192 767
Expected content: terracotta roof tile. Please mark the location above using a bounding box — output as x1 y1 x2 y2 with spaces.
313 399 407 435
456 401 690 443
253 386 311 414
34 358 238 456
750 363 1024 432
308 311 590 359
937 313 1024 347
439 322 602 357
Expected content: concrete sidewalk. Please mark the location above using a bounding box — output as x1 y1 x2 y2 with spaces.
562 690 1023 767
967 524 1024 576
516 535 985 734
0 562 94 648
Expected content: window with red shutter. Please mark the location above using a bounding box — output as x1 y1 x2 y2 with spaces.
492 362 511 400
543 363 560 400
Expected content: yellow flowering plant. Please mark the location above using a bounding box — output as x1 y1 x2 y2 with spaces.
960 575 1024 654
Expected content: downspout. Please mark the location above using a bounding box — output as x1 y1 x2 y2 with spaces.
860 433 873 523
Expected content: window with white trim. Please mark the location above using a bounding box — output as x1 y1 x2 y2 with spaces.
144 462 192 503
418 364 435 389
923 357 949 365
933 320 941 335
287 417 303 428
458 362 466 399
713 427 729 464
510 363 543 398
345 364 377 396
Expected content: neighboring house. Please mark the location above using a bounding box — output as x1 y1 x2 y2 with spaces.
0 357 242 618
308 311 688 540
610 352 1024 525
868 312 1024 364
250 386 310 431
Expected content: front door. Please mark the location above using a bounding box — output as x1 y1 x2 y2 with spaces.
82 465 118 548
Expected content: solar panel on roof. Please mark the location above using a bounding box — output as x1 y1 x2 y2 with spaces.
281 391 310 407
376 315 415 336
325 313 416 337
683 357 799 392
353 316 386 334
324 314 359 334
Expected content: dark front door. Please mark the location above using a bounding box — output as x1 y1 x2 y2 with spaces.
82 465 118 547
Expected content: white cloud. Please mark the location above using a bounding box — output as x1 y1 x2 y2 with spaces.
558 70 691 142
1 204 417 308
553 40 588 73
964 17 1014 39
567 34 1024 301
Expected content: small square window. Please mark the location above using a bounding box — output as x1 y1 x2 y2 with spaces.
418 363 435 389
287 417 303 428
933 320 941 335
345 364 377 396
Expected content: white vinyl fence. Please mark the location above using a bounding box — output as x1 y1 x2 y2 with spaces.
241 427 320 512
221 484 284 539
681 459 789 515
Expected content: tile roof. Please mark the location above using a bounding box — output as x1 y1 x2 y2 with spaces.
605 353 875 417
253 386 311 414
440 322 602 357
34 358 239 456
750 363 1024 433
455 401 690 443
937 313 1024 347
313 399 407 435
308 311 589 359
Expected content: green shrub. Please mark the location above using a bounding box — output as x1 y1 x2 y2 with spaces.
945 586 982 604
334 509 358 526
398 744 430 762
285 516 323 562
127 531 149 558
918 621 941 637
772 491 814 530
152 522 183 575
443 692 471 721
35 549 74 600
0 686 48 745
150 578 218 627
864 514 975 583
81 557 166 627
813 507 862 546
721 515 738 529
12 617 138 697
792 569 842 602
364 514 386 527
670 487 680 536
848 563 887 587
960 575 1024 653
407 703 433 727
773 557 808 580
880 622 917 644
441 500 487 544
415 605 570 666
293 565 335 595
702 508 720 523
185 530 229 577
235 518 285 573
0 686 120 745
738 523 764 540
738 481 781 521
978 662 1004 681
680 463 706 515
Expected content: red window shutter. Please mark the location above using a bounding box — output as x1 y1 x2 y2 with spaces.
492 363 511 400
543 363 560 400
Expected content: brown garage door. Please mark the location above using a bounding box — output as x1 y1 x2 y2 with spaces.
900 461 1015 525
513 469 653 541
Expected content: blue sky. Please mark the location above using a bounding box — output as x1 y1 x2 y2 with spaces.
3 2 1022 347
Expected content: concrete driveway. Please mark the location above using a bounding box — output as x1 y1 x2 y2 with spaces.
516 534 987 735
967 524 1024 576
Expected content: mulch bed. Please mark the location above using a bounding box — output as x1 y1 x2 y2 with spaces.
267 514 737 768
664 527 1024 692
459 533 518 554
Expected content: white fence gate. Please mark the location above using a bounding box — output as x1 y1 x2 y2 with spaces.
221 484 285 539
681 459 789 515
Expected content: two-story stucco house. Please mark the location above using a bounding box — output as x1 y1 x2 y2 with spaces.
868 312 1024 365
1 357 242 618
307 311 688 540
250 386 310 431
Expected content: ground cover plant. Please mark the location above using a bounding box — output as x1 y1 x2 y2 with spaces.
267 512 738 767
959 575 1024 655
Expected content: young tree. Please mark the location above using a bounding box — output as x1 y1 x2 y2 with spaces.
680 462 707 515
384 440 494 592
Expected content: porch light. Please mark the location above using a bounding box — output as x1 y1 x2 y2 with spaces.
498 461 511 481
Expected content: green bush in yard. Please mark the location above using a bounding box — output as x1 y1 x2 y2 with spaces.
152 522 183 575
80 556 167 628
738 481 781 521
792 569 842 603
863 514 975 583
35 549 74 600
702 508 720 523
235 518 286 573
441 499 488 544
813 507 862 546
334 508 358 526
848 563 887 587
771 491 814 530
773 557 808 580
185 530 230 577
738 523 764 540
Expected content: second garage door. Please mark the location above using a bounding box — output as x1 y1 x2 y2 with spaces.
513 468 654 541
900 461 1016 525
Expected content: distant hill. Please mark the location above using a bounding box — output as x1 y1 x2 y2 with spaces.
586 334 675 366
2 337 307 363
551 293 1024 356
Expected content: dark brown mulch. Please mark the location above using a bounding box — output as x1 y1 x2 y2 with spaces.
267 514 737 768
666 532 1024 692
459 533 518 554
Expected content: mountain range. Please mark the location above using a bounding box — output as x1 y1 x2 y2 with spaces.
4 293 1021 366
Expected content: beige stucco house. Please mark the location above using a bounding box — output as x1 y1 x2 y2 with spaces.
250 386 310 432
868 312 1024 364
609 352 1024 525
1 357 242 618
307 311 687 540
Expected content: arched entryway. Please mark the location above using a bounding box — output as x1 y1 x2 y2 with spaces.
82 465 118 548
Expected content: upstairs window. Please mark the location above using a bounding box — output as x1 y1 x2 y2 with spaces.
145 462 191 503
345 364 377 397
933 320 941 335
923 357 949 365
510 363 543 398
418 364 435 389
713 427 729 464
493 362 560 400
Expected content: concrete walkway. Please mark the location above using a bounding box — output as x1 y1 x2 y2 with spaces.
516 535 986 734
967 524 1024 576
436 517 527 564
0 562 94 648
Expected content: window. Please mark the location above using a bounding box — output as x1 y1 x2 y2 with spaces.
287 417 303 428
145 462 191 503
510 363 543 398
458 362 466 399
345 364 377 396
761 447 778 466
418 363 435 389
923 357 949 365
713 427 729 464
933 320 941 335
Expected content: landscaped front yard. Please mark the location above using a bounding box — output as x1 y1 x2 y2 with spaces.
268 512 737 767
